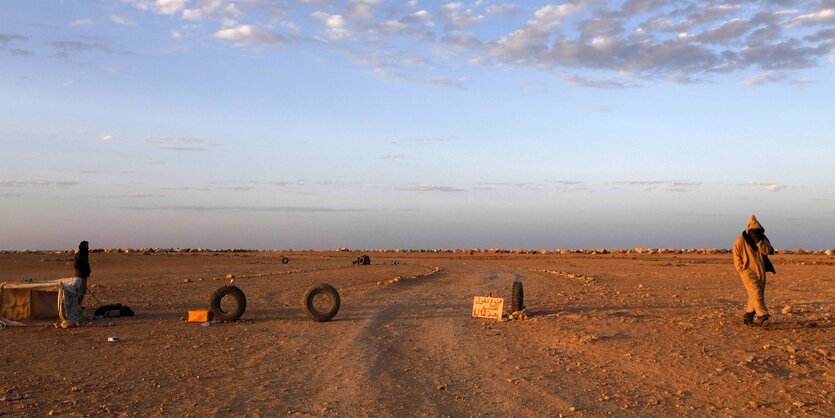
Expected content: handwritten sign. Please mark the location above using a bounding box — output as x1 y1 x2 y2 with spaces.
472 296 504 320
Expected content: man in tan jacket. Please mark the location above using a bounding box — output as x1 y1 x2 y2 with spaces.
732 215 775 326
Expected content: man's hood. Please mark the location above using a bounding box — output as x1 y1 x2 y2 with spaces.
746 215 764 232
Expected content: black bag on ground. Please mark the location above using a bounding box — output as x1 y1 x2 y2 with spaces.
94 303 135 318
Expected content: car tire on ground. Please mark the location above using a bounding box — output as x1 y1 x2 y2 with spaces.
281 257 289 264
303 283 341 322
510 281 524 312
209 285 247 322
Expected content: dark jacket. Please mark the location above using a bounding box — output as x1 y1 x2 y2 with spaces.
74 241 91 278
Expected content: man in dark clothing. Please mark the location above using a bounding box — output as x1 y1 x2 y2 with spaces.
74 241 91 307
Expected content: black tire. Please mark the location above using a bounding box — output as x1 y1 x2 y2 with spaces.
361 255 371 265
303 283 341 322
510 281 524 312
281 257 289 264
210 286 247 322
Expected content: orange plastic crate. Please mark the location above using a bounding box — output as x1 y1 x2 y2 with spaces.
187 310 213 323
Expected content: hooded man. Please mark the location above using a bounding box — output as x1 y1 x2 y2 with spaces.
732 215 775 326
73 241 91 307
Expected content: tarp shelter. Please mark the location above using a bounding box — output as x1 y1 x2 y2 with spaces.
0 278 84 327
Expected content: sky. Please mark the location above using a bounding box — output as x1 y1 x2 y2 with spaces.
0 0 833 250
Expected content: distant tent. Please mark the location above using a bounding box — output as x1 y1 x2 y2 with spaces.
0 278 84 327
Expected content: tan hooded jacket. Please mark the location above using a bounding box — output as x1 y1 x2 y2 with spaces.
732 215 775 280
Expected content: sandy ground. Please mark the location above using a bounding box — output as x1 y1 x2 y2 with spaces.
1 251 833 417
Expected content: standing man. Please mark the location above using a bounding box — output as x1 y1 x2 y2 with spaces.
74 240 91 307
732 215 775 326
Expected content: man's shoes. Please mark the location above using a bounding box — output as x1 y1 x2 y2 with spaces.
754 315 771 327
743 312 755 326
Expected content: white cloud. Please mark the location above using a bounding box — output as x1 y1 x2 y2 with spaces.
70 19 94 27
345 0 382 21
743 71 785 87
122 0 835 86
312 12 351 40
396 183 466 192
98 134 114 141
110 15 136 26
440 2 484 29
156 0 188 15
96 193 156 199
745 181 788 192
486 4 520 16
183 0 222 20
171 30 182 40
381 154 406 160
0 180 79 187
147 136 216 152
789 8 835 27
212 25 284 45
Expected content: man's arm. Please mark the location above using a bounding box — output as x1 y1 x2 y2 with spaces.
732 236 745 273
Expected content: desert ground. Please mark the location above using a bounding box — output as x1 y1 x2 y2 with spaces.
1 250 833 417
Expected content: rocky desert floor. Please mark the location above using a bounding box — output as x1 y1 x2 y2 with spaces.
0 251 833 417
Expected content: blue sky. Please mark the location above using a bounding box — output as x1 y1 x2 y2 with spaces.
1 0 833 250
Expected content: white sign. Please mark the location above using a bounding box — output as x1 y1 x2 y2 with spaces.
472 296 504 320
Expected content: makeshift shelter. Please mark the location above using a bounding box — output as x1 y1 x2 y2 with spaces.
0 278 84 327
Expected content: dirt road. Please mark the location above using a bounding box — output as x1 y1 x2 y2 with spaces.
1 252 833 416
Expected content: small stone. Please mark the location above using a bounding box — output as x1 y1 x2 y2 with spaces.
792 401 805 408
569 407 577 412
782 305 792 315
786 346 798 354
749 400 759 408
183 278 191 283
226 274 236 279
436 385 447 391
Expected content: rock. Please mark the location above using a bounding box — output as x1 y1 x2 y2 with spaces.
782 305 792 314
226 274 236 279
182 278 191 283
436 384 447 391
786 346 798 354
749 400 759 408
